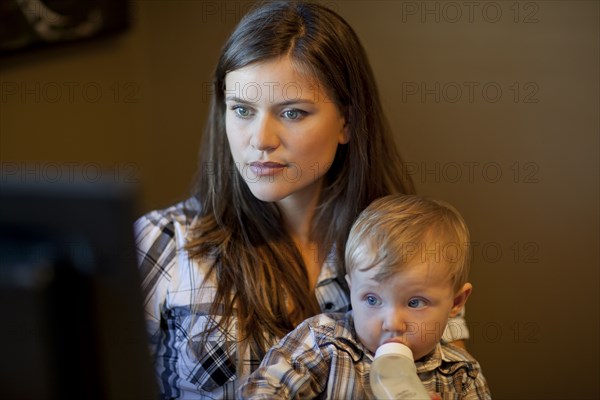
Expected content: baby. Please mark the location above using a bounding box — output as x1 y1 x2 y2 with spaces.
239 194 491 399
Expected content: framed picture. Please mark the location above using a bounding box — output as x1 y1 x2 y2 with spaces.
0 0 129 55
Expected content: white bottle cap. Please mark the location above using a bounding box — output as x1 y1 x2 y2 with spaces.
374 342 414 361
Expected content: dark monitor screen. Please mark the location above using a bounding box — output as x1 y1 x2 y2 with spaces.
0 180 156 399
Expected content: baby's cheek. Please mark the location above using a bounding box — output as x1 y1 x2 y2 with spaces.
355 319 379 353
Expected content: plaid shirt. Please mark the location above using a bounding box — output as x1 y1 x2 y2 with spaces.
239 312 491 399
134 199 470 399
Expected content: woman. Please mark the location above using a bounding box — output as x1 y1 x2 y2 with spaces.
135 1 467 398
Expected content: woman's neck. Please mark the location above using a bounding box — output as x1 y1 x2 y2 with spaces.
276 181 322 244
277 182 324 288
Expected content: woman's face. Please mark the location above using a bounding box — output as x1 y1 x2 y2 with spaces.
224 57 348 204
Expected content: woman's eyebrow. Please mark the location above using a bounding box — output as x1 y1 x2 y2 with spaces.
225 95 316 106
225 95 250 104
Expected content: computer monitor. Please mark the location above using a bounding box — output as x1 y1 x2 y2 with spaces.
0 179 157 399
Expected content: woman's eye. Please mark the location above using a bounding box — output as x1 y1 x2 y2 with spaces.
407 298 427 309
282 109 305 120
231 106 251 118
365 295 381 307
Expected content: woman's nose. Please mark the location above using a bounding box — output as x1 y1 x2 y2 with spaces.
250 115 280 152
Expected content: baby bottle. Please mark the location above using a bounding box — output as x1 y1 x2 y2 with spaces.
370 343 430 399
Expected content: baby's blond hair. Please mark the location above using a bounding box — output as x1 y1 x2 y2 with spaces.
345 194 470 292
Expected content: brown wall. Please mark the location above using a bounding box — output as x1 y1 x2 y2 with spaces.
1 1 598 398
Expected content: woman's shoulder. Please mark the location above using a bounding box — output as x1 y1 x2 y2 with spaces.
135 197 200 242
135 197 200 234
133 197 201 275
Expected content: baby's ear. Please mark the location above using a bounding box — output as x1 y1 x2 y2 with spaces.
345 274 352 290
450 283 472 317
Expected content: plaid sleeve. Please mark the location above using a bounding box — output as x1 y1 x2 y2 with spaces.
238 318 330 399
134 209 179 397
134 202 262 399
423 344 492 399
462 369 493 400
134 210 178 348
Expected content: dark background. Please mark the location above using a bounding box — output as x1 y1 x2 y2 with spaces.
1 1 598 398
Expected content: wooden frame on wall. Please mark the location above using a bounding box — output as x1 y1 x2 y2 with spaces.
0 0 129 55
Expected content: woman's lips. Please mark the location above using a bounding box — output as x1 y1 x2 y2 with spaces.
249 161 286 176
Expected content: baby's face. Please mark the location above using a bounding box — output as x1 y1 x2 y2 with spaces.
346 260 466 361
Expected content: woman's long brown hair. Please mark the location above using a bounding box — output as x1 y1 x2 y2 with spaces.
186 1 415 371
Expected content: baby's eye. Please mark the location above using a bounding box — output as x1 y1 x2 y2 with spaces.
365 295 382 307
407 298 427 309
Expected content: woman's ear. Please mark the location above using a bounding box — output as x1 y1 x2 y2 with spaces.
339 120 350 144
450 283 472 317
338 109 351 144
